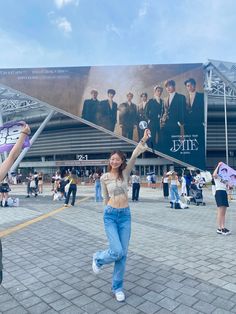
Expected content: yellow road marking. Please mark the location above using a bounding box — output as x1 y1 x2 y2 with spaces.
0 196 90 238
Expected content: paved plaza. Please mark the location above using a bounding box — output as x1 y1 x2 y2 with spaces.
0 184 236 313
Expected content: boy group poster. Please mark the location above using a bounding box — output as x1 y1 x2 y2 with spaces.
0 63 205 169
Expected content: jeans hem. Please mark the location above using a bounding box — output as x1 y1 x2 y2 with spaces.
112 288 123 293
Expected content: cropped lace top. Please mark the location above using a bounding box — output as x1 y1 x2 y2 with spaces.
101 142 147 203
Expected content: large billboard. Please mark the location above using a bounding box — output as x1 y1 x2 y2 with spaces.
0 63 205 169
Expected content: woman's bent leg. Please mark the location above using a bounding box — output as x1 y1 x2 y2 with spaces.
95 211 123 267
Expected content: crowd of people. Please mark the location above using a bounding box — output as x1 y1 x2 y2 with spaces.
81 78 204 150
1 163 234 300
1 126 234 302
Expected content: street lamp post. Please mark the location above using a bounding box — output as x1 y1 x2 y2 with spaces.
223 82 229 165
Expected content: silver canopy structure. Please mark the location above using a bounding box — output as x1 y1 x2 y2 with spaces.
204 60 236 165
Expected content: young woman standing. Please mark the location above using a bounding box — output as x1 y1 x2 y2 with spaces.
168 171 180 208
64 169 79 207
93 168 103 202
92 129 149 302
161 171 169 199
213 162 231 235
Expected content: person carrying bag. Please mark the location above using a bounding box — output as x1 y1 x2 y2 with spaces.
64 170 79 207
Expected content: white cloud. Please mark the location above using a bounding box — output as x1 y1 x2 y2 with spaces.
138 0 149 17
106 24 122 38
48 12 72 35
54 0 79 9
54 17 72 34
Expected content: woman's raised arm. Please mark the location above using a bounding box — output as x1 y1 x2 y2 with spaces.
0 124 30 182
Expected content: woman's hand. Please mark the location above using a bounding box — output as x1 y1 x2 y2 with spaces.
142 128 150 142
21 124 31 136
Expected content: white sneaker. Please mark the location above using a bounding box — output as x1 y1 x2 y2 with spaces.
115 291 125 302
92 255 101 274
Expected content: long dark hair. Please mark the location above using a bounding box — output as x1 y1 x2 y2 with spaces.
95 168 103 179
108 151 127 180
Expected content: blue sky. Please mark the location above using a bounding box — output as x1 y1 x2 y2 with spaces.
0 0 235 68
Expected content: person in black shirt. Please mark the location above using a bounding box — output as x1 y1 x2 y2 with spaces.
137 92 148 141
145 85 163 147
184 78 204 136
119 92 137 140
97 89 117 131
160 80 186 150
82 89 99 125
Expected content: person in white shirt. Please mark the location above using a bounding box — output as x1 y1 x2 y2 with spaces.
131 171 141 201
161 172 169 198
167 171 180 208
180 174 187 196
213 162 230 235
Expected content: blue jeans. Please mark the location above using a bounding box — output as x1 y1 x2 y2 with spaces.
94 205 131 293
170 185 180 203
65 184 77 205
95 181 103 202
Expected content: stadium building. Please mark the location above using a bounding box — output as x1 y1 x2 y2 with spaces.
0 59 235 178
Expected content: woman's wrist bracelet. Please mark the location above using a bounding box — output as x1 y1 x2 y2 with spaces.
140 139 145 144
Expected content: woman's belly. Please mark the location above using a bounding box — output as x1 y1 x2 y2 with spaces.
108 194 129 208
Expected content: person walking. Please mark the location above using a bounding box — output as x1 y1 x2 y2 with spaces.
213 162 231 235
25 172 38 198
131 171 141 201
184 170 193 196
0 175 11 207
92 129 149 302
0 123 31 285
161 172 169 199
168 171 181 209
64 169 79 207
180 174 187 196
93 168 103 202
38 172 43 194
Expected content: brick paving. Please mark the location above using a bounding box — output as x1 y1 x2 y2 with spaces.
0 184 236 313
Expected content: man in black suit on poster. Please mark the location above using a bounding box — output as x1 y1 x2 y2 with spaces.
184 78 204 136
137 92 148 141
145 85 163 147
119 92 137 140
160 80 186 150
97 89 117 132
81 89 99 125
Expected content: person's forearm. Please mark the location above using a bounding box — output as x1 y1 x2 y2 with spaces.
213 164 220 178
8 133 28 162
